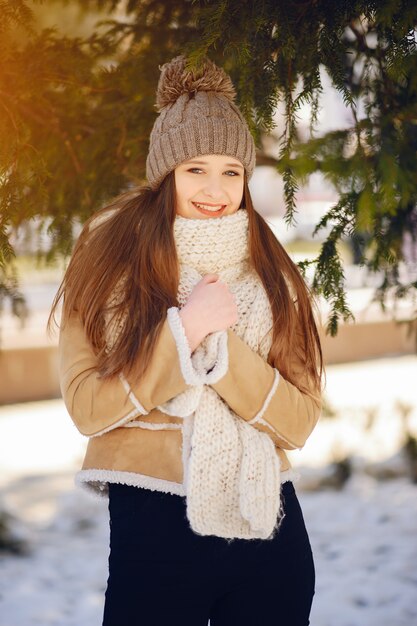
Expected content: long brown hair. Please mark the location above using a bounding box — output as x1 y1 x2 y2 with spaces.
49 171 324 398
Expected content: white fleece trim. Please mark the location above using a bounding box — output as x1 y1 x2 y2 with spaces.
181 414 195 491
201 331 229 384
89 406 142 438
245 368 301 449
119 373 149 414
89 373 151 437
75 469 185 497
74 468 297 504
166 306 229 385
247 368 280 425
122 420 182 430
253 415 300 450
244 368 301 450
280 468 301 484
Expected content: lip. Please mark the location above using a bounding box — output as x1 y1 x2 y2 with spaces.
191 202 226 216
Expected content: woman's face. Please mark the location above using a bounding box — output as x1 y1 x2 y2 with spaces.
174 154 245 219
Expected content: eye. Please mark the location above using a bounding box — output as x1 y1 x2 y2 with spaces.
225 170 239 176
187 168 239 176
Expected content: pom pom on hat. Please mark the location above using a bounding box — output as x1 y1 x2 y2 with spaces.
155 54 236 111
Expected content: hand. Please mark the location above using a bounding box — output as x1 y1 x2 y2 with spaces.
178 273 238 352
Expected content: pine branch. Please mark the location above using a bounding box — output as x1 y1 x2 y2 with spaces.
1 0 416 337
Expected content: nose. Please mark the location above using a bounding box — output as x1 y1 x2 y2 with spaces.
202 174 226 200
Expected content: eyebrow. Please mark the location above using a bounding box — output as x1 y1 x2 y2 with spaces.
184 160 244 170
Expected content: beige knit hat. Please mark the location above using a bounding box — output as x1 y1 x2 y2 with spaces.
145 55 256 190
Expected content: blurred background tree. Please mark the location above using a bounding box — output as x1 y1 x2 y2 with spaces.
1 0 416 335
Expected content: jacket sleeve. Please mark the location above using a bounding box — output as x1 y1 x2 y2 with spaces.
210 328 322 450
59 312 190 437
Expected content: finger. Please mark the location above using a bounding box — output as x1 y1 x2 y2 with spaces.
203 273 219 283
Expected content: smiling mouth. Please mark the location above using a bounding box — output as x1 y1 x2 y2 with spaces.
192 202 226 215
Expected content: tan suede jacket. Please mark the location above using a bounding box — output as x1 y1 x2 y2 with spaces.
59 309 322 496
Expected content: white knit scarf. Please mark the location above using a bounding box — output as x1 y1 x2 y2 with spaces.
157 209 284 540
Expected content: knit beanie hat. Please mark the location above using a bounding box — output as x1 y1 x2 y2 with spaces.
145 55 256 190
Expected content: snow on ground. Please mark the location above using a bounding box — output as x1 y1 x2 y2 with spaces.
0 355 417 626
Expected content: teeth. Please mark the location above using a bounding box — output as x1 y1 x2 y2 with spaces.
194 202 224 212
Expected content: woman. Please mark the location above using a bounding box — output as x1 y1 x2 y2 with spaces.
50 55 324 626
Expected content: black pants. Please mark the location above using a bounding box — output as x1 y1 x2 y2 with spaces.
102 480 315 626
